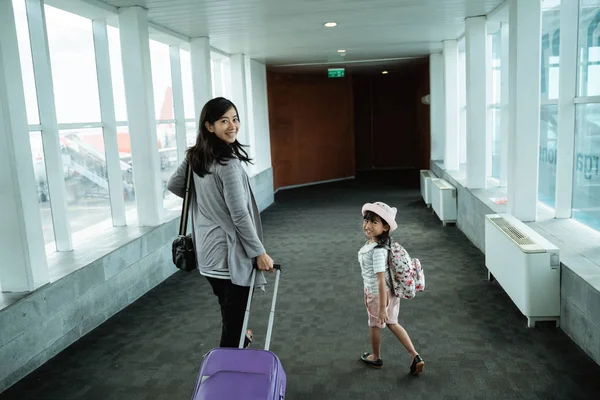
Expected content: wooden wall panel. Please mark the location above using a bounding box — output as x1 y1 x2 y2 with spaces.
267 71 355 190
353 59 431 172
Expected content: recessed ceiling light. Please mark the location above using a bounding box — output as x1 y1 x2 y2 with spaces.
382 71 389 74
324 22 337 28
337 49 346 53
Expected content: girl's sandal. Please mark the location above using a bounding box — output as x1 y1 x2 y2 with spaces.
360 352 383 369
410 354 425 375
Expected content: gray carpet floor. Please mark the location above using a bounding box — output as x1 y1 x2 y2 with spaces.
2 171 600 399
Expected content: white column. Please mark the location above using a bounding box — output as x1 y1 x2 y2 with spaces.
555 0 579 218
244 56 257 167
230 54 250 148
118 6 163 226
212 58 223 97
26 0 72 251
429 53 445 161
500 22 510 187
92 19 126 227
443 40 460 171
507 0 542 222
245 59 272 174
0 0 49 291
170 45 187 164
190 37 212 122
465 16 489 188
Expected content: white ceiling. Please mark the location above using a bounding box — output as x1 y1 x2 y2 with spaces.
97 0 507 66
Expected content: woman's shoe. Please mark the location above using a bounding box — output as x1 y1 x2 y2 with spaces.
360 352 383 369
409 354 424 375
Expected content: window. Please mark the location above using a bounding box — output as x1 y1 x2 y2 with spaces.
158 123 180 209
45 5 101 124
538 1 561 209
12 0 39 125
180 49 195 120
150 40 173 121
60 128 112 234
211 53 232 100
539 104 559 207
458 42 467 166
29 131 54 245
180 49 197 147
117 126 136 215
577 1 600 97
572 1 600 230
107 25 127 123
489 28 502 179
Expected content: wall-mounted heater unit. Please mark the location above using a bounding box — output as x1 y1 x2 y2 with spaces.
420 170 436 208
484 213 560 328
431 178 457 226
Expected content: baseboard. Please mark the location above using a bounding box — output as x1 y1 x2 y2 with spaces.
275 176 355 193
355 166 415 171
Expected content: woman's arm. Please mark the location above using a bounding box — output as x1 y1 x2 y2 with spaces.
219 161 265 258
167 157 189 198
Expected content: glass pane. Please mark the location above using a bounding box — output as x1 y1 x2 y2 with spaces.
459 51 467 165
180 49 195 119
107 26 128 123
577 3 600 97
491 30 502 105
572 103 600 230
60 128 112 235
12 0 40 125
157 123 181 209
211 59 218 98
538 105 558 208
186 121 197 148
150 40 173 121
221 59 232 99
29 131 54 245
117 126 137 220
491 107 501 179
45 6 101 124
541 2 561 101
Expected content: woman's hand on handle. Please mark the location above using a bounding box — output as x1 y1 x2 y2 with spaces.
256 253 274 272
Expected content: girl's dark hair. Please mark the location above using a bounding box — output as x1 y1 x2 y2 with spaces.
364 210 392 247
186 97 252 177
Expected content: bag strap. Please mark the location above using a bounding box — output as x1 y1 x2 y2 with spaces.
178 162 193 236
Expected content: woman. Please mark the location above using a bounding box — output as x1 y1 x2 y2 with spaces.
167 97 274 348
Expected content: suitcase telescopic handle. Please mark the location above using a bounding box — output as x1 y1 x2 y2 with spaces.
238 264 282 350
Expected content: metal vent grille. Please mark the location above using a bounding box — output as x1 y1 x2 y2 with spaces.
422 171 431 178
489 217 545 253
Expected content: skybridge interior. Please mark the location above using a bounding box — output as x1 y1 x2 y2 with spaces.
1 0 600 399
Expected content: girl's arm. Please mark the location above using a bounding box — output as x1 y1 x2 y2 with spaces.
372 247 389 324
377 272 388 324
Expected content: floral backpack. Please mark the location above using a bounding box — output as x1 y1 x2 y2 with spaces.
383 241 425 299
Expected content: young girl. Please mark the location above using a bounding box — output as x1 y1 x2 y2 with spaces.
358 201 425 375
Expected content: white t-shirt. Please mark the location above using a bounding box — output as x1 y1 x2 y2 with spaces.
358 242 391 294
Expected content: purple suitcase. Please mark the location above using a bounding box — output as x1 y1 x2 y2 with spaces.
192 266 286 400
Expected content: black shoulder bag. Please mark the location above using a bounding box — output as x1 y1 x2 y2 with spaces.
172 163 197 271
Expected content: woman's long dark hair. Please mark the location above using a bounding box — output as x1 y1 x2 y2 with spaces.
186 97 252 177
364 210 392 247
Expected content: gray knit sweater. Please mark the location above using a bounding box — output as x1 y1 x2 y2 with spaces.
167 157 267 288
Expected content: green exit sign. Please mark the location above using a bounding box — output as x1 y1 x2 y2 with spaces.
328 68 345 78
